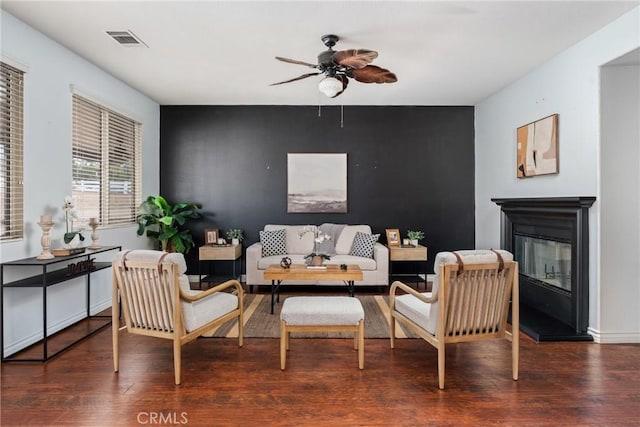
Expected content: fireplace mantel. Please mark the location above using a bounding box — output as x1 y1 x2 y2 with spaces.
492 196 596 341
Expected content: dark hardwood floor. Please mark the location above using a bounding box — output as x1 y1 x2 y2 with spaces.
2 286 639 426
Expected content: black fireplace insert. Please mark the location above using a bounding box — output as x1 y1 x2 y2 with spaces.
492 197 595 341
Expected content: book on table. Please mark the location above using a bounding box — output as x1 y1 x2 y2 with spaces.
51 247 86 256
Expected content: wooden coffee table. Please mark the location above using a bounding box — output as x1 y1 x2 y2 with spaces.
263 264 363 314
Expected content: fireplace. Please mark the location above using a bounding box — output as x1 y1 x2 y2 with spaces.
492 197 595 341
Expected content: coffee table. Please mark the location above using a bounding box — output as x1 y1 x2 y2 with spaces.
263 264 363 314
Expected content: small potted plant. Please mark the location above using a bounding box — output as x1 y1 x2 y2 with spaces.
226 228 244 246
406 230 425 247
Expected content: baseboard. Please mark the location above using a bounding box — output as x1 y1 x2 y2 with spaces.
3 299 111 357
588 327 640 344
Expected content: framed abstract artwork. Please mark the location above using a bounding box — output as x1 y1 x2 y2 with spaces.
287 153 347 213
516 114 559 178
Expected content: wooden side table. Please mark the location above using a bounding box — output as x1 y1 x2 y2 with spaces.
198 244 242 289
387 244 428 289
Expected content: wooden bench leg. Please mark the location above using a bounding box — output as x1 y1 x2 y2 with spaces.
358 319 364 370
280 320 287 370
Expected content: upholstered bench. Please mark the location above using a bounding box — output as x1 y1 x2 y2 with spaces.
280 296 365 370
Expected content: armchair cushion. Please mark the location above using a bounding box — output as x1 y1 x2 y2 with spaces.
260 228 287 257
181 289 239 332
349 232 380 258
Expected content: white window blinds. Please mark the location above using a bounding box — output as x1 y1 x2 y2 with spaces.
72 94 141 226
0 62 24 241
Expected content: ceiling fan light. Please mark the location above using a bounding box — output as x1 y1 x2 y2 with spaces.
318 77 343 97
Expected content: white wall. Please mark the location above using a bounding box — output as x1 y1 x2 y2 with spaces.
475 7 639 342
0 11 159 356
600 59 640 343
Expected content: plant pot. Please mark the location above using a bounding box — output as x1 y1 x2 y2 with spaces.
64 234 81 249
410 239 419 247
312 255 324 266
232 238 240 246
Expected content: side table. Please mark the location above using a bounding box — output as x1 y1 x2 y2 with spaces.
198 244 242 289
387 244 428 289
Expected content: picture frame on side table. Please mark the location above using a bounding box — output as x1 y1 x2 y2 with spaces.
205 229 219 245
386 228 401 246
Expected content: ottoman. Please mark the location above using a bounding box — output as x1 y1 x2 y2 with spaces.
280 296 365 370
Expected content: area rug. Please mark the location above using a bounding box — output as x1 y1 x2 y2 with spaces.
202 294 419 339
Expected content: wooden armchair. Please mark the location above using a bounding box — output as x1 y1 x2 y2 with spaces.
390 249 518 389
112 250 244 385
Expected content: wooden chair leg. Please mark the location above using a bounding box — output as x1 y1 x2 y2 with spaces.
112 284 119 373
437 345 445 390
238 311 244 348
390 314 396 349
173 338 182 385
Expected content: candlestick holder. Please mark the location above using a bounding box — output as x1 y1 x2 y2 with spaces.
37 221 55 260
88 218 101 249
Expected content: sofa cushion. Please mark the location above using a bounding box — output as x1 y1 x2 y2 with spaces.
349 232 380 258
335 225 372 255
329 255 378 271
260 229 287 256
264 224 314 254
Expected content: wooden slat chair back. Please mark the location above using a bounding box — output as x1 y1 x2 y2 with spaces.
112 250 244 385
390 249 518 389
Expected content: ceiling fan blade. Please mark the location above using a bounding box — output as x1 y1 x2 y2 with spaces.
333 49 378 69
352 65 398 84
330 75 349 98
275 56 318 68
269 72 322 86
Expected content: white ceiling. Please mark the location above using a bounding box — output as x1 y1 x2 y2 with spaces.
1 1 637 106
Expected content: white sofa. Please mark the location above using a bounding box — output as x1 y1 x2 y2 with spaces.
246 224 389 288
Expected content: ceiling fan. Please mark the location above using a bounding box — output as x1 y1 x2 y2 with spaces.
270 34 398 98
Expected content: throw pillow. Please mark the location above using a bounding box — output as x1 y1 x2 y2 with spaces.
260 229 287 257
349 232 379 258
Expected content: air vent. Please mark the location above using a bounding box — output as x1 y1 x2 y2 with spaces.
106 30 147 47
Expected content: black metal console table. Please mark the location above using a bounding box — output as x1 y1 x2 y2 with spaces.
1 245 121 362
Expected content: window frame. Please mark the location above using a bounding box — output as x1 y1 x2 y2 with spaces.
72 93 142 228
0 61 25 242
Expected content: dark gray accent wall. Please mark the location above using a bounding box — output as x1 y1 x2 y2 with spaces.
160 105 475 274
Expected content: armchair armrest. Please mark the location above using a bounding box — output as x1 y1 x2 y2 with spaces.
390 280 438 305
180 279 244 302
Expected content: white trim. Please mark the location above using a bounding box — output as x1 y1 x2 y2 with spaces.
2 299 111 357
0 54 29 73
588 327 640 344
69 84 144 124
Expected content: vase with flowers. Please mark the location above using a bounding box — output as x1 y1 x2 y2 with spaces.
299 225 331 267
62 195 85 248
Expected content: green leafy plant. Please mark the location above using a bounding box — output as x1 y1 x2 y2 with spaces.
136 195 201 253
225 228 244 242
407 230 425 241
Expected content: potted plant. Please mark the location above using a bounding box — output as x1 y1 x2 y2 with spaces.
136 195 201 253
225 228 244 245
406 230 425 247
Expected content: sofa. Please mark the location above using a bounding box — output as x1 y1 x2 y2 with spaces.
246 224 389 288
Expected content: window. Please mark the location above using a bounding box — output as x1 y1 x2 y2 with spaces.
72 94 141 227
0 62 24 241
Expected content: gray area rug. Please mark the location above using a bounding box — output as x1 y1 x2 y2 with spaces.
203 294 419 339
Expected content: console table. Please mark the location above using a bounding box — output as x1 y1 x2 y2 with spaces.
1 245 121 362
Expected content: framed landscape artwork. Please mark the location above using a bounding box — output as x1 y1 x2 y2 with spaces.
516 113 559 178
287 153 347 213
